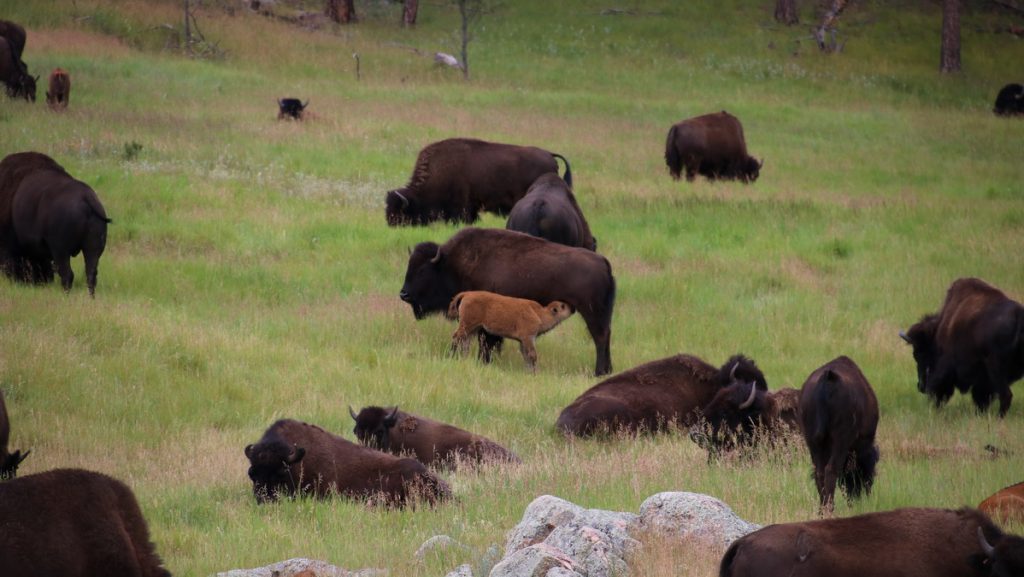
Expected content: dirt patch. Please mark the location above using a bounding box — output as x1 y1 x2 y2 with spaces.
30 27 133 59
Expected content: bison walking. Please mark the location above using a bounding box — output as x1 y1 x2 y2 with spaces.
664 111 761 183
506 173 596 250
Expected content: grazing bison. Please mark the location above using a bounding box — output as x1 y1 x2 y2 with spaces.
385 138 573 226
400 227 615 375
349 406 521 469
0 37 35 102
0 468 171 577
556 354 767 437
447 290 574 371
689 384 801 454
719 507 1023 577
244 418 451 506
799 356 879 513
506 173 596 250
0 389 29 479
664 111 761 183
277 98 307 120
900 278 1023 417
46 68 69 110
979 481 1024 526
994 83 1024 116
0 152 110 295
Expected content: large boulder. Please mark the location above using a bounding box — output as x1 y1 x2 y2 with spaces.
636 492 760 550
216 558 385 577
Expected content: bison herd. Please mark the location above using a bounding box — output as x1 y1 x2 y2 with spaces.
2 15 1024 577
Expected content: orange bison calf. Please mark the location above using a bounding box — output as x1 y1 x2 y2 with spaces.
46 68 69 111
447 290 573 371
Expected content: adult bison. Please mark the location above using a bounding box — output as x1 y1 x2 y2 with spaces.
506 173 596 250
0 20 27 63
689 384 801 454
719 507 1023 577
799 356 879 513
979 481 1024 526
900 278 1023 417
556 354 766 437
244 418 451 506
664 111 761 183
385 138 573 226
0 389 30 479
0 37 35 102
350 406 520 469
400 227 615 375
0 152 110 295
46 68 70 110
0 468 172 577
993 83 1024 116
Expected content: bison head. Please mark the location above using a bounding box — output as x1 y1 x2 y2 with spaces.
400 242 460 319
692 380 767 452
386 189 428 226
900 314 939 395
350 405 400 451
740 157 763 183
0 449 30 480
972 526 1024 577
715 355 768 390
244 441 306 504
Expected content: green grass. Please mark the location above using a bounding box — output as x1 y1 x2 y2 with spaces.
1 0 1023 575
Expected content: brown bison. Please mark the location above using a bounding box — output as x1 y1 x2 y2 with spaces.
0 468 172 577
505 173 596 250
447 290 574 371
0 389 29 479
0 36 35 102
799 356 879 513
46 68 69 110
0 20 27 63
719 507 1023 577
400 227 615 375
386 138 573 226
349 406 521 469
664 111 761 183
556 354 767 437
979 481 1024 526
994 83 1024 116
0 152 110 295
244 418 451 506
900 278 1023 417
690 384 801 454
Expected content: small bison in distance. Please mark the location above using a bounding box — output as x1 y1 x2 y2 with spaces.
277 98 307 120
979 481 1024 526
556 354 767 437
901 277 1024 417
447 290 574 371
46 68 70 110
245 418 451 506
386 138 573 226
994 83 1024 116
799 356 879 513
689 384 801 454
0 468 172 577
350 406 521 470
664 111 761 183
506 173 596 251
719 507 1023 577
0 390 29 479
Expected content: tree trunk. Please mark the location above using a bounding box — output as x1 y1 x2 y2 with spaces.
184 0 192 54
403 0 419 27
815 0 849 51
774 0 798 25
326 0 356 24
940 0 961 73
459 1 470 79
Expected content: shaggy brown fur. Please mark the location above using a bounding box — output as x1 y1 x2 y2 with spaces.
691 384 802 454
446 290 573 371
46 68 69 110
979 481 1024 526
0 468 172 577
0 390 29 479
664 111 761 183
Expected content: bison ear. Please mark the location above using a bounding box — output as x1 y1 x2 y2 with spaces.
287 446 306 463
244 444 255 459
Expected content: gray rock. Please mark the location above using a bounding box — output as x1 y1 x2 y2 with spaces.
414 535 468 561
636 492 760 550
445 564 474 577
504 495 585 556
216 558 386 577
546 567 585 577
488 543 578 577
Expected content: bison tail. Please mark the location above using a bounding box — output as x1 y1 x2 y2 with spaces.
551 153 573 188
718 538 742 577
85 193 112 223
446 292 466 321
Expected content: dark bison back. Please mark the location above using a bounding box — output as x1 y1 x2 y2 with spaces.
994 83 1024 116
665 111 760 183
0 468 171 577
506 173 596 250
0 20 26 63
0 36 34 102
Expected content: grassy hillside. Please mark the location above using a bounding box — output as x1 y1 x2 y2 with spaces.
1 0 1023 575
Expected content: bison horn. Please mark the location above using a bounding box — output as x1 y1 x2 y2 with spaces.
899 330 911 344
429 247 443 265
977 527 996 557
729 362 739 382
739 381 758 410
387 406 400 419
301 100 309 109
392 190 410 209
349 405 359 420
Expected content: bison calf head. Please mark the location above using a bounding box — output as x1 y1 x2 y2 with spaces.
244 441 306 503
350 405 400 451
900 314 939 395
400 242 459 320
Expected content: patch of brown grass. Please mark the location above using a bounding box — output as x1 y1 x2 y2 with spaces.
628 532 725 577
29 27 133 58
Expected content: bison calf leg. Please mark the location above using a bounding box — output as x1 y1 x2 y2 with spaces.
478 332 503 363
451 326 473 358
518 336 538 372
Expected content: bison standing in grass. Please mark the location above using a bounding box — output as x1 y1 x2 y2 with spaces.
506 173 596 250
0 37 35 102
664 111 761 183
0 389 29 479
994 83 1024 116
46 68 70 111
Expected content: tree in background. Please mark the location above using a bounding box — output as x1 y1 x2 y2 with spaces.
404 0 419 26
940 0 961 73
774 0 798 25
326 0 356 24
454 0 497 80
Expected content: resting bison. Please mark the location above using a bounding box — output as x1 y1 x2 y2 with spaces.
349 406 520 469
245 418 451 506
664 111 761 183
556 354 767 437
979 481 1024 526
799 356 879 513
900 277 1023 417
401 227 615 375
690 384 801 454
0 389 29 479
0 37 35 102
0 468 171 577
447 290 574 371
506 173 596 250
277 98 307 120
0 152 110 295
46 68 69 110
719 507 1023 577
994 83 1024 116
386 138 573 226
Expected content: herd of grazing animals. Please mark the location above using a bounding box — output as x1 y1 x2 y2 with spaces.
1 16 1023 577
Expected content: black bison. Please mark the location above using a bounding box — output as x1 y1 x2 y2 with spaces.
506 173 596 250
0 152 110 295
0 20 27 63
799 356 879 513
994 83 1024 116
386 138 573 226
0 36 35 102
0 389 29 479
664 111 761 183
244 418 451 506
349 406 521 469
689 383 801 454
556 354 766 437
277 97 307 120
719 507 1023 577
901 278 1023 417
400 227 615 375
46 67 70 110
0 468 172 577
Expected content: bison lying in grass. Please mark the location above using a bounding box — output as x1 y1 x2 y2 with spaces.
446 290 574 371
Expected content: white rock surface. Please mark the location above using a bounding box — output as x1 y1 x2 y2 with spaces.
637 491 760 549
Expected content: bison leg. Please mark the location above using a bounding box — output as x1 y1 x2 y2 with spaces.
478 332 503 363
518 336 538 373
582 314 612 377
451 325 473 358
984 357 1016 417
53 252 74 293
842 443 879 500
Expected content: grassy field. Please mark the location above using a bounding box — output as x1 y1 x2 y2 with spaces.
1 0 1023 575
